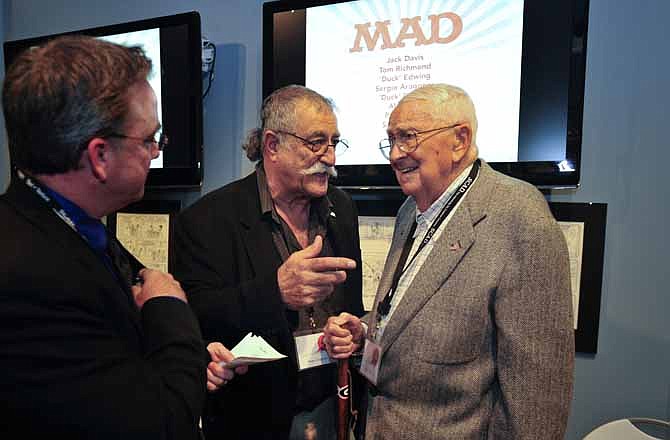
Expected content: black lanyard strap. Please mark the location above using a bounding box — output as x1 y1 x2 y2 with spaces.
16 168 80 233
16 168 141 289
376 159 481 321
377 221 417 317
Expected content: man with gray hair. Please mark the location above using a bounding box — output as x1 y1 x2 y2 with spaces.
174 85 364 439
324 84 574 439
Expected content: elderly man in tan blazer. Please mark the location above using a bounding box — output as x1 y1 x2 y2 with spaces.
324 84 574 439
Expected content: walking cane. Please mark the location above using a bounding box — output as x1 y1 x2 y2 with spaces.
336 359 350 440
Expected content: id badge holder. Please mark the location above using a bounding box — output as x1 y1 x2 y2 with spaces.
359 337 382 386
293 329 335 371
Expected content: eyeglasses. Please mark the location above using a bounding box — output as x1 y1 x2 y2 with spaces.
379 123 461 160
107 132 168 152
275 130 349 156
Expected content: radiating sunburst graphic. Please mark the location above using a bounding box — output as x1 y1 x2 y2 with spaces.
317 0 523 54
304 0 525 165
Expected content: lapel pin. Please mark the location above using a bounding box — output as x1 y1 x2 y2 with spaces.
448 241 462 251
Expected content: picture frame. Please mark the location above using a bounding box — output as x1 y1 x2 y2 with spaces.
354 195 608 354
548 202 607 354
107 199 181 274
353 193 405 311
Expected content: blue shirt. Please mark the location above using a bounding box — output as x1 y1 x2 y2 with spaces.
43 187 108 254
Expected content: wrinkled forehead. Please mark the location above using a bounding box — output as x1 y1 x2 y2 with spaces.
388 100 439 132
294 101 339 136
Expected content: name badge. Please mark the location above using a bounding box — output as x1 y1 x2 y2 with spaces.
359 338 382 386
294 331 335 371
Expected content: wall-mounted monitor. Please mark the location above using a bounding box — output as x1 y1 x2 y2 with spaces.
3 11 203 189
263 0 589 189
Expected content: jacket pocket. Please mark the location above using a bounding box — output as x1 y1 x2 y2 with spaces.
410 297 488 364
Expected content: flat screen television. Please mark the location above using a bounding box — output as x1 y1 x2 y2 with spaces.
3 11 203 189
263 0 589 189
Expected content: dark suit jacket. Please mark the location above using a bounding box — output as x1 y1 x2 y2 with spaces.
0 180 207 440
173 171 363 439
365 161 574 439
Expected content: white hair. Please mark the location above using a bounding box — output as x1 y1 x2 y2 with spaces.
397 84 478 145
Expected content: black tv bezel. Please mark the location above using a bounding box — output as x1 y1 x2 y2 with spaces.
3 11 203 190
262 0 589 189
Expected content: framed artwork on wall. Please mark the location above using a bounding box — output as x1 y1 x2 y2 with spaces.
107 199 181 274
549 202 607 354
353 193 404 311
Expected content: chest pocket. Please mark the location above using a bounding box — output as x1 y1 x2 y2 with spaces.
406 289 489 365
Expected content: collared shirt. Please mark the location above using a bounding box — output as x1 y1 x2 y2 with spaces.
18 173 135 291
255 163 340 412
255 163 336 330
256 163 332 270
375 163 476 340
42 186 108 253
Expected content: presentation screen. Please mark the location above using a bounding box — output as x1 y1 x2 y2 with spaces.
100 29 164 168
264 0 589 188
4 12 203 189
306 0 523 165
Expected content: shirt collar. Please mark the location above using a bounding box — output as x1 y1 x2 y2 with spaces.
42 185 108 252
256 163 276 219
42 186 92 226
414 163 474 230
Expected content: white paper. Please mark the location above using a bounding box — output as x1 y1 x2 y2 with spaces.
558 221 584 329
219 332 287 368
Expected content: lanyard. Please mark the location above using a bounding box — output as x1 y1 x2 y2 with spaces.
376 159 481 322
16 168 139 287
16 168 80 234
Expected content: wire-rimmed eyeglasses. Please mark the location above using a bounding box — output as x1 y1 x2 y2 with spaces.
107 132 168 152
379 123 461 160
276 130 349 156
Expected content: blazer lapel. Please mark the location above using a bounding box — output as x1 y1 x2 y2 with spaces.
367 203 416 334
237 177 283 277
379 204 477 352
4 181 143 336
240 216 282 273
326 208 345 256
376 162 495 352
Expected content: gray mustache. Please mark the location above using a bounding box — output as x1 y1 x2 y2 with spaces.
302 162 338 178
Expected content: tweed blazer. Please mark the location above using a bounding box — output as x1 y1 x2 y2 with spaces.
364 161 574 440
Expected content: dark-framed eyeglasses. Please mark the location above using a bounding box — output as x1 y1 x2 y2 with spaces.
379 123 461 160
107 132 168 152
275 130 349 156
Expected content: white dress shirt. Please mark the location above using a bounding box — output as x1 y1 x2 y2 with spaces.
375 163 476 340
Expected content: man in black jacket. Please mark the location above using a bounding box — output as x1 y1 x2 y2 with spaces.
174 85 364 439
0 36 214 439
